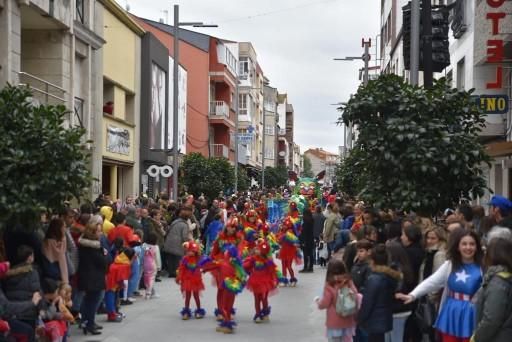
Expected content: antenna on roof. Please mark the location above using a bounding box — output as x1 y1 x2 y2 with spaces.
125 1 130 12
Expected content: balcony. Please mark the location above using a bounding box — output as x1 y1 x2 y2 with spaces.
18 71 66 106
209 101 234 127
211 144 229 159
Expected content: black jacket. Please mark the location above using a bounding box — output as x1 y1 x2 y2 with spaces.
2 264 40 303
403 242 424 286
300 218 315 250
351 260 370 292
77 237 108 292
312 213 325 239
357 265 401 334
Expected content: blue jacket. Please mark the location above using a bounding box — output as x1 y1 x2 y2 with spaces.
357 265 401 334
342 215 354 230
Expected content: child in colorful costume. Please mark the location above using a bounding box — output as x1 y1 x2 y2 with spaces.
209 217 244 320
105 248 134 322
243 239 283 323
202 245 247 334
176 240 206 320
277 217 302 286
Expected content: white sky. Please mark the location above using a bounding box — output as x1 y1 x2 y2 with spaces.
120 0 381 155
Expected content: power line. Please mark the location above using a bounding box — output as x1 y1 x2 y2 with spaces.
217 0 339 24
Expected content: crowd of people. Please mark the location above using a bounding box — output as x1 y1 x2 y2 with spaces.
0 188 511 342
313 193 512 342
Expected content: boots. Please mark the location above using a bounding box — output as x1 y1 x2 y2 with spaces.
261 306 271 322
289 277 298 287
194 308 206 319
180 307 192 320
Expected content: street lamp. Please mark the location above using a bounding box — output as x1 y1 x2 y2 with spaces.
170 4 217 201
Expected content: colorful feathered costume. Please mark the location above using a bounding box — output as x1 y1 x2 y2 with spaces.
176 241 206 320
105 250 133 322
243 240 285 322
277 217 302 286
202 245 247 334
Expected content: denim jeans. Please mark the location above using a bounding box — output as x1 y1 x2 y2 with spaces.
80 290 103 328
128 259 141 297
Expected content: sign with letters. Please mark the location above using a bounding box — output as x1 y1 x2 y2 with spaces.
473 95 509 114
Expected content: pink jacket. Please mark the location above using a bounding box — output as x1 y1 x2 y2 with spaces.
317 281 359 330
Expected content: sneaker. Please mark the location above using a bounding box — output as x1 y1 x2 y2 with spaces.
120 300 133 306
128 297 136 302
150 293 160 299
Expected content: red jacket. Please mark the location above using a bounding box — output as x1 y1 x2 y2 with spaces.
108 225 137 247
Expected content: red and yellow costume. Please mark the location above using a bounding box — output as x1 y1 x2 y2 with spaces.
202 245 247 334
277 217 302 286
243 240 284 322
176 241 206 320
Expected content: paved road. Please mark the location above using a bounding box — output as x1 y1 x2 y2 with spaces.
71 265 327 342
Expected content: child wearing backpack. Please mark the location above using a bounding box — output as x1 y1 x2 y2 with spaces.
316 259 360 342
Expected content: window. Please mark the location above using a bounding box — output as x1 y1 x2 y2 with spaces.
456 57 465 90
76 0 85 24
239 94 247 115
265 124 274 135
239 57 249 78
265 147 274 159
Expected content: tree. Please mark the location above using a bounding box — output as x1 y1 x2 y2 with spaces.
302 155 314 178
264 165 289 189
180 153 235 200
0 85 92 230
337 74 491 215
237 167 250 192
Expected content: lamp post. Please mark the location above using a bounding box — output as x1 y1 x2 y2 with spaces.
333 39 371 150
170 4 216 201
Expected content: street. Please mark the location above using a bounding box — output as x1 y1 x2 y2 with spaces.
72 266 327 342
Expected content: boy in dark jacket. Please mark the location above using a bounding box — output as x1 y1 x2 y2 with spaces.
350 239 372 292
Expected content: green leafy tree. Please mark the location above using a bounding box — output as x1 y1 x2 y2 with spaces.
336 147 366 199
0 85 92 230
264 165 289 189
337 74 491 215
302 155 314 177
237 167 250 191
180 153 235 199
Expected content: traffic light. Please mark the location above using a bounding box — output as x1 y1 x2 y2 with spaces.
402 2 450 73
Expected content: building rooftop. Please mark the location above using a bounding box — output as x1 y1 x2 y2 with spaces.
304 148 338 159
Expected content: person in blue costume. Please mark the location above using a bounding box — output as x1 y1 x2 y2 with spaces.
396 228 484 342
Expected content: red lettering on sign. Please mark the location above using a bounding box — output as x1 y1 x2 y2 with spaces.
487 40 504 62
486 12 506 35
487 0 505 8
487 66 503 89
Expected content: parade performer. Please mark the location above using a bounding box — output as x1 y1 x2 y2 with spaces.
176 240 206 320
258 221 279 255
240 226 258 260
105 248 134 322
243 239 283 323
202 245 247 334
277 217 302 286
209 217 244 320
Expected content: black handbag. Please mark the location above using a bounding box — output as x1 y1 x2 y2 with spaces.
414 297 437 333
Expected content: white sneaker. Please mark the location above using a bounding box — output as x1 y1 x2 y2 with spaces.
150 293 160 299
128 297 136 302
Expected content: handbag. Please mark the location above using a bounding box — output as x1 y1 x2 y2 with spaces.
414 296 437 333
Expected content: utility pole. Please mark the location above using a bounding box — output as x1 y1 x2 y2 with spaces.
234 77 239 194
362 38 371 86
422 0 433 89
410 0 420 85
172 4 179 202
261 106 266 190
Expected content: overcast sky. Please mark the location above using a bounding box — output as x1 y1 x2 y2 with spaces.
120 0 381 155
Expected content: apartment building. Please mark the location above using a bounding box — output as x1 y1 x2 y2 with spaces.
263 82 278 168
0 0 109 200
304 148 339 186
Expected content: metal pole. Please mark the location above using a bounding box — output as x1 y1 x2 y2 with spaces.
422 0 433 89
363 41 370 86
234 76 239 194
261 106 265 190
172 4 179 201
410 0 420 85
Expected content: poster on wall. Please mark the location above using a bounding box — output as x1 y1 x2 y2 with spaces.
150 63 166 150
106 125 130 155
168 56 188 154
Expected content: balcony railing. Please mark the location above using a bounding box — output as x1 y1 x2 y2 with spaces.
209 101 229 118
211 144 229 159
18 71 66 106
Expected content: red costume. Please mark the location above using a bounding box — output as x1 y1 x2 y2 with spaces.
243 241 281 322
277 217 302 286
202 245 247 334
176 241 206 320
